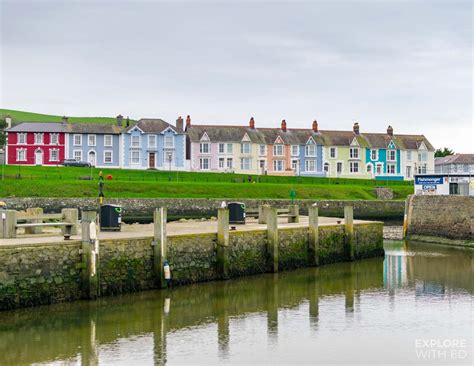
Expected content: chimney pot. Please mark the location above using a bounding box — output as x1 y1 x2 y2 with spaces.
353 122 360 135
387 125 393 136
4 114 12 129
116 114 123 127
186 115 191 127
249 117 255 129
176 116 184 132
312 119 318 133
281 119 287 132
62 116 68 124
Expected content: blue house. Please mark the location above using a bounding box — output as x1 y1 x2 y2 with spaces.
123 118 186 170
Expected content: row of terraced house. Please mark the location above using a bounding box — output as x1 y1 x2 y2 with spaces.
4 115 435 180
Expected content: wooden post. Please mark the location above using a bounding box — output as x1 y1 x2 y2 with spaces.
288 204 299 223
258 204 270 224
344 205 355 261
0 210 17 239
266 207 279 273
81 211 99 299
62 208 79 235
308 205 320 266
217 208 230 279
153 207 167 289
25 207 43 234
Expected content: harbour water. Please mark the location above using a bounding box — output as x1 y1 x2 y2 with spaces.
0 241 472 365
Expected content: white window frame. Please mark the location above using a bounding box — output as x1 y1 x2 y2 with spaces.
218 143 225 154
349 147 359 159
376 163 383 175
88 134 96 147
218 157 225 169
148 135 157 148
324 162 330 173
50 133 59 145
305 159 316 172
350 161 359 173
17 133 26 145
130 150 140 164
226 158 233 169
241 142 251 154
50 149 59 162
305 144 316 157
370 149 377 161
418 152 427 162
73 150 82 162
73 134 82 146
406 166 412 178
200 142 210 154
273 160 284 171
291 159 299 171
131 135 140 148
387 149 396 161
104 135 113 147
273 144 284 157
336 161 343 174
34 133 44 145
200 157 210 170
241 157 251 170
16 148 26 161
329 147 337 159
227 143 233 154
164 135 174 148
387 163 396 175
104 151 113 164
291 145 299 156
259 144 266 156
406 151 412 161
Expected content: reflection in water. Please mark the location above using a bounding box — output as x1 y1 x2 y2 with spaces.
0 241 472 365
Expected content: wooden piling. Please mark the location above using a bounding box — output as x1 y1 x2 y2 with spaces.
344 205 355 261
62 208 79 235
0 210 17 239
308 205 319 266
81 210 99 299
216 208 230 279
288 204 299 223
258 204 270 224
153 207 167 289
266 207 279 273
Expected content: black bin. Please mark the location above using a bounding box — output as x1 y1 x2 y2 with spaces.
228 202 245 224
100 204 122 231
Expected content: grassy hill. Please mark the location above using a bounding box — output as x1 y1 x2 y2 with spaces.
0 109 136 125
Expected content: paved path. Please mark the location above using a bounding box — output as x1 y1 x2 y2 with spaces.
0 216 377 246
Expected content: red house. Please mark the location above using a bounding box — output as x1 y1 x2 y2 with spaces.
6 122 68 166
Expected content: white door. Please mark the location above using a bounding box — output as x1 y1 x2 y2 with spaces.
88 151 96 166
35 150 43 165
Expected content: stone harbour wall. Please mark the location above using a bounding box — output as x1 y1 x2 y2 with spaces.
0 222 383 311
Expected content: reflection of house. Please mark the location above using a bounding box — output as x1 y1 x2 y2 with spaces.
435 154 474 174
6 122 67 166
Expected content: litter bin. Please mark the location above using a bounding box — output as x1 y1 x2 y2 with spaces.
228 202 245 224
100 204 122 231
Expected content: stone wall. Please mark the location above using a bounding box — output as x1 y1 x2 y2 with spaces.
407 195 474 240
0 222 383 311
0 197 405 220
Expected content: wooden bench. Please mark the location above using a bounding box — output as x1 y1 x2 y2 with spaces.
16 222 74 240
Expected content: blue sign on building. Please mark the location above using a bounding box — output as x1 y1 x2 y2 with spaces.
415 176 443 185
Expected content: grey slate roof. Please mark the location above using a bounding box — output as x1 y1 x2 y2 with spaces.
7 122 69 133
67 123 122 134
126 118 182 134
435 154 474 165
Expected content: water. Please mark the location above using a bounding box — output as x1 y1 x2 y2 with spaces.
0 241 472 365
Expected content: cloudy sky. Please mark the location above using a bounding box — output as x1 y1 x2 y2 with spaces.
1 0 472 152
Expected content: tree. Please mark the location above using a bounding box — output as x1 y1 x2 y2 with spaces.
435 147 455 158
0 132 5 148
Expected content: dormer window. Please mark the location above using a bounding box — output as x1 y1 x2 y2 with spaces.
349 147 359 159
200 142 210 154
387 149 396 161
131 135 140 148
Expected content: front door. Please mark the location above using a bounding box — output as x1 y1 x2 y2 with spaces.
88 151 96 166
35 150 43 165
149 153 155 169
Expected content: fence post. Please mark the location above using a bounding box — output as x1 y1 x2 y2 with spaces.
266 207 279 273
62 208 79 235
81 210 99 299
344 206 355 261
217 208 230 279
153 207 167 289
0 210 17 239
259 204 270 224
288 204 299 223
308 205 319 266
25 207 43 234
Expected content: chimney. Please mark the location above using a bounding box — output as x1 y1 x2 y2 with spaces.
4 114 12 129
281 119 287 132
126 116 130 127
116 114 123 127
176 116 184 132
387 125 393 136
249 117 255 129
353 122 360 135
62 116 68 124
312 119 318 133
186 115 191 128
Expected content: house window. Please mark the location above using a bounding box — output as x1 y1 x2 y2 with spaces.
50 133 59 145
417 164 427 174
241 142 251 154
50 149 59 161
387 150 396 161
164 135 174 148
370 149 377 160
104 135 113 147
18 133 26 144
418 152 427 162
227 144 233 154
131 135 140 148
273 160 284 171
330 147 337 159
337 162 342 174
16 149 26 161
305 144 316 157
131 150 140 164
291 145 299 156
259 145 266 156
387 163 396 174
148 135 157 148
376 163 383 175
406 166 412 178
218 157 225 169
226 158 233 169
407 151 412 161
73 134 82 146
218 143 225 154
104 151 113 164
324 163 329 173
73 150 82 162
241 158 251 170
349 147 359 159
200 158 210 170
305 159 315 172
200 142 210 154
273 144 284 156
34 133 44 144
292 159 299 171
88 135 96 147
350 161 359 173
366 164 372 173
